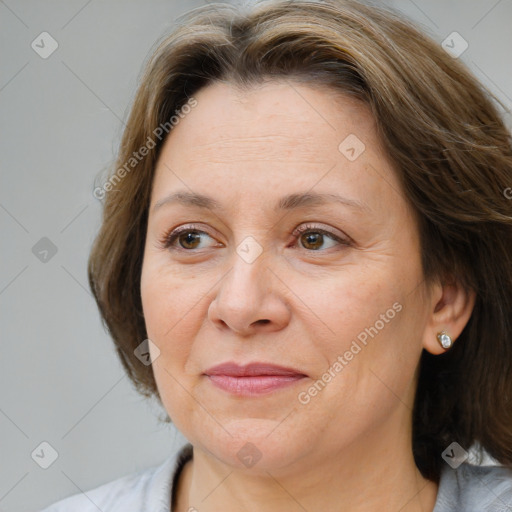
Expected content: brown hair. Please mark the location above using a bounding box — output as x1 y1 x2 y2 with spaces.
88 0 512 481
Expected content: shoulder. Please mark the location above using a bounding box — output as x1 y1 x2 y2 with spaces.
39 444 193 512
435 462 512 511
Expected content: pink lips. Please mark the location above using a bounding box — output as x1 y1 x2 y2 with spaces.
204 362 307 396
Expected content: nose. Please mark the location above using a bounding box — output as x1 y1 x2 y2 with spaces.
207 251 291 336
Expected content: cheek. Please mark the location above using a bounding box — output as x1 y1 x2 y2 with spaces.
296 264 400 355
140 258 199 363
295 259 425 403
142 252 196 323
141 259 203 427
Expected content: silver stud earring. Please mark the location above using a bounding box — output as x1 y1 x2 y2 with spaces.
437 331 453 350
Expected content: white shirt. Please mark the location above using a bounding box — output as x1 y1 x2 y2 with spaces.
39 444 192 512
40 443 512 511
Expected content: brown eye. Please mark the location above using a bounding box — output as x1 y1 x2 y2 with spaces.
300 232 325 250
292 224 349 251
177 231 202 249
163 227 217 251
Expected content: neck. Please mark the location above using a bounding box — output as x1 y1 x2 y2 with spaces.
175 407 438 512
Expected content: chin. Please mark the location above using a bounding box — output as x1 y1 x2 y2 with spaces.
189 417 308 473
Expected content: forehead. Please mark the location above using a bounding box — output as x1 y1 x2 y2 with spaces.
170 80 374 161
151 80 404 216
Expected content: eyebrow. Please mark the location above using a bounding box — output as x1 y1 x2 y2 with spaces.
152 190 369 213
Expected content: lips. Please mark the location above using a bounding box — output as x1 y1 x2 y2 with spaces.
204 362 308 396
205 362 307 377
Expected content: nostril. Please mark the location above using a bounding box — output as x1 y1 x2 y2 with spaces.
257 319 270 325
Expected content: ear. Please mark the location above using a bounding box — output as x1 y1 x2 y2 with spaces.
422 278 476 355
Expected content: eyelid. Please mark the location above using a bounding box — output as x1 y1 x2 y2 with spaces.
292 222 349 242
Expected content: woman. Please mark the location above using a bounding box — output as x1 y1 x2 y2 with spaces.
42 0 512 510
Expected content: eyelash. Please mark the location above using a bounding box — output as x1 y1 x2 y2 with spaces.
160 223 350 252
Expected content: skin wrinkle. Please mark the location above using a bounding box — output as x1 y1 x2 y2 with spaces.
189 133 331 164
140 80 474 512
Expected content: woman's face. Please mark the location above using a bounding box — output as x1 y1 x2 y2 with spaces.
141 80 433 472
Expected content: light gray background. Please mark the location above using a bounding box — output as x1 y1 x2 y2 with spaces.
1 1 511 511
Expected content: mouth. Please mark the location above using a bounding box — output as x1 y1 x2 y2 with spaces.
203 362 308 396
